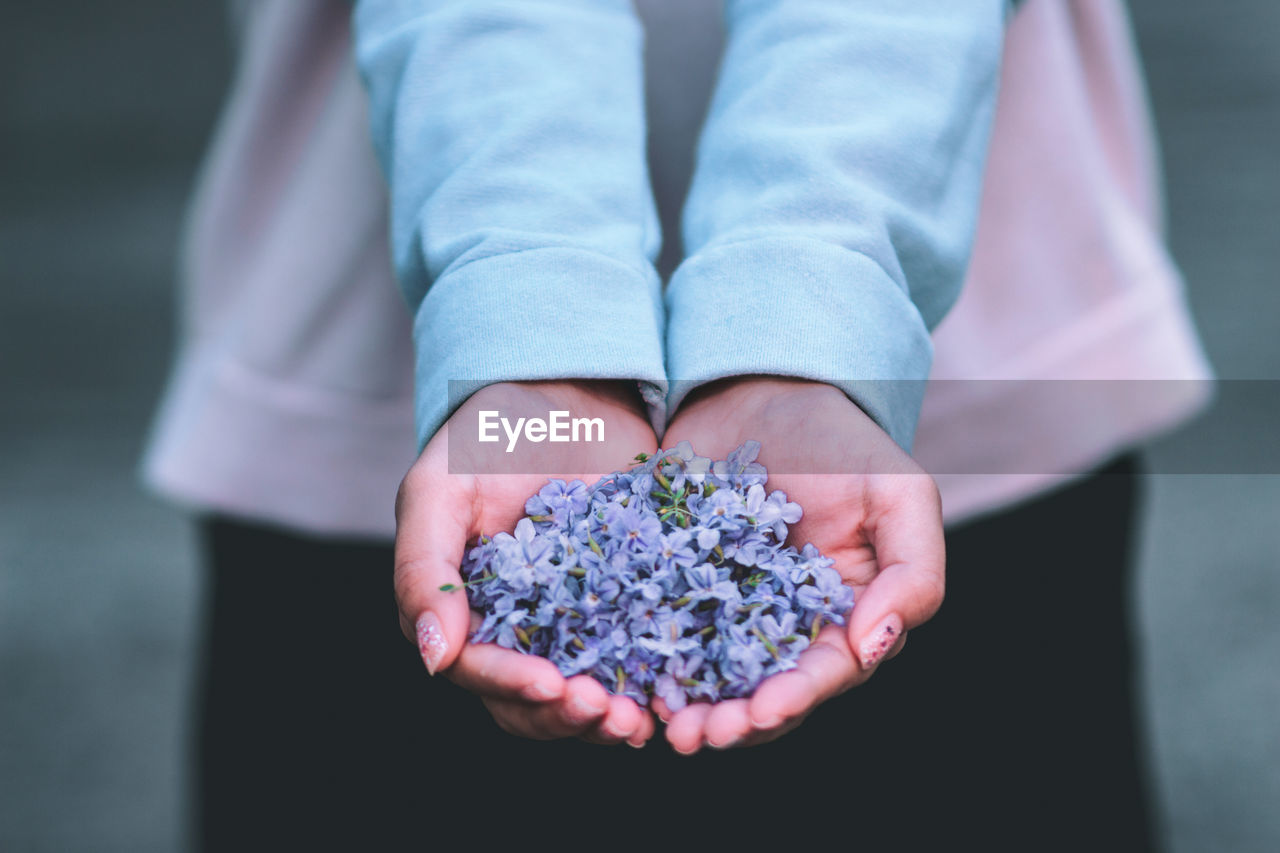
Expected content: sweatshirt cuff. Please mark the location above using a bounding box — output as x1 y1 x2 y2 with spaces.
663 237 933 452
412 247 668 449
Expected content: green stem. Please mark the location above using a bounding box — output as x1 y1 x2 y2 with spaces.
438 574 495 592
752 626 780 660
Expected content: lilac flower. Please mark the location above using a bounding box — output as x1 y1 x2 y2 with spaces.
712 440 767 489
456 442 853 707
586 569 623 605
559 638 601 676
653 652 706 712
692 489 746 529
724 622 773 688
494 608 531 650
689 525 721 551
626 577 666 607
525 478 590 526
608 503 663 552
637 612 700 658
720 528 772 567
600 622 632 659
796 567 855 622
614 645 660 703
492 549 535 593
787 543 836 586
684 563 741 605
655 530 698 571
758 611 809 655
513 516 554 561
745 484 803 540
675 442 712 487
627 468 658 501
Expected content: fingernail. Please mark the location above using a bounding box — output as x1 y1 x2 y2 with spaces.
523 681 560 701
601 720 629 739
569 695 604 720
627 738 646 749
752 714 782 730
707 734 741 750
416 611 447 676
858 612 904 669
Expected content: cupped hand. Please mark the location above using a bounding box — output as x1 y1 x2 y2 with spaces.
654 377 945 753
395 380 659 746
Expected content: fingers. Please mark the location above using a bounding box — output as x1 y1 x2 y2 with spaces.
628 704 657 747
528 675 610 732
581 695 652 747
661 700 747 755
657 626 862 755
665 690 815 754
657 627 864 754
447 643 567 702
703 699 752 749
749 624 861 727
850 473 945 668
482 675 623 741
664 702 713 755
394 428 478 675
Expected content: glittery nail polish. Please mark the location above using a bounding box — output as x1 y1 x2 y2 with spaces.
416 611 447 675
858 612 903 669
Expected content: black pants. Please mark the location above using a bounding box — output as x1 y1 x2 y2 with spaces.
195 456 1154 850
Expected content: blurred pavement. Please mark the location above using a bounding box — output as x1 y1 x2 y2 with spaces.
1130 1 1280 850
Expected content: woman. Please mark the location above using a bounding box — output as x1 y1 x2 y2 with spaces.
145 1 1209 847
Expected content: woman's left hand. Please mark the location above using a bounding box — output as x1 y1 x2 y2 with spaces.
654 377 946 753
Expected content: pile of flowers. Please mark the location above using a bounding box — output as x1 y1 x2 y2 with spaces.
451 441 853 710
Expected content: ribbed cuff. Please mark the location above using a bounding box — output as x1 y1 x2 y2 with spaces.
413 247 668 448
663 237 933 451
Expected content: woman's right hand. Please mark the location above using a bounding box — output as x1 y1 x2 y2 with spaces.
394 380 658 746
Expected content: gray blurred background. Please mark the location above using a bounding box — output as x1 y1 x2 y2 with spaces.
1 1 1277 850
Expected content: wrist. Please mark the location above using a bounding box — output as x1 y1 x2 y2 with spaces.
675 376 860 425
491 379 650 423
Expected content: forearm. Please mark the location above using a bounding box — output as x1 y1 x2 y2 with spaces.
353 0 667 447
664 0 1007 450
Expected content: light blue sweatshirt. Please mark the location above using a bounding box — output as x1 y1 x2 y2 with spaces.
353 0 1007 451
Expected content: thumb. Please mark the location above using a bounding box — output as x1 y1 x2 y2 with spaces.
848 473 946 670
394 434 477 676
